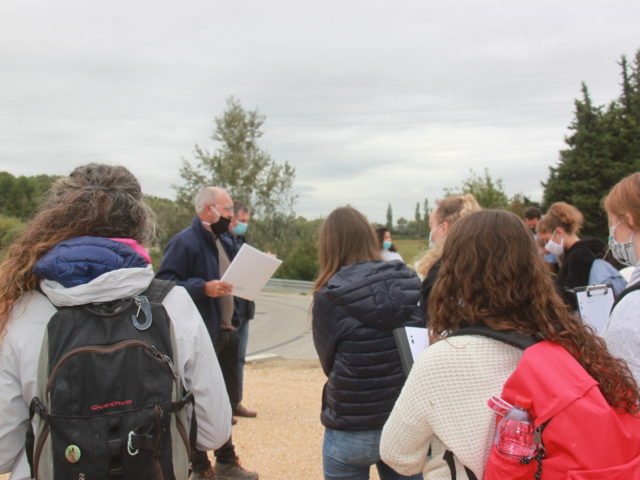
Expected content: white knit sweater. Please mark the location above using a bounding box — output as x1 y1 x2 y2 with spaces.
604 265 640 384
380 335 522 479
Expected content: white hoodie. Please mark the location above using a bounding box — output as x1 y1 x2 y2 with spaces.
0 264 232 479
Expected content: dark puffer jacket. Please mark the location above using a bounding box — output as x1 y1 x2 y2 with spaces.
557 238 607 310
312 260 424 431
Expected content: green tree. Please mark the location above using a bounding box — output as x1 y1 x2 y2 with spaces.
175 96 297 217
543 50 640 238
414 202 422 237
386 204 393 232
422 198 431 239
0 214 25 259
145 195 192 250
0 172 58 220
506 193 538 218
445 168 509 209
250 214 322 281
396 217 408 234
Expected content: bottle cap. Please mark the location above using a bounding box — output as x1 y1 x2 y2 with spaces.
514 395 532 409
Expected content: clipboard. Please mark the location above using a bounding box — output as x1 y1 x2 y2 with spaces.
574 284 614 335
393 326 429 377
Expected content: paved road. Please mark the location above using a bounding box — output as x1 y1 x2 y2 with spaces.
246 291 317 360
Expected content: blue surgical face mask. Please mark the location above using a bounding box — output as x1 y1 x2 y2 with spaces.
383 240 392 250
232 222 248 236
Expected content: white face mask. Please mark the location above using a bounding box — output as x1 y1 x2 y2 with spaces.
544 232 564 256
609 223 637 267
428 223 444 248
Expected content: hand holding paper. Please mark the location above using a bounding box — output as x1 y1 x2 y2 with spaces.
204 279 234 298
220 243 283 301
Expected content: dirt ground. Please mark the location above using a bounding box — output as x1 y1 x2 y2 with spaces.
1 359 382 480
231 358 327 479
228 358 381 480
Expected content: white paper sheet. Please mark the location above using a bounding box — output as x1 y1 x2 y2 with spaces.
576 285 614 335
220 243 283 301
405 326 429 362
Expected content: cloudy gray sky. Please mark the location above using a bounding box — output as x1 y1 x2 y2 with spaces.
1 1 639 223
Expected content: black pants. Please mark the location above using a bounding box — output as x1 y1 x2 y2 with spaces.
191 330 241 472
216 328 241 408
191 438 237 471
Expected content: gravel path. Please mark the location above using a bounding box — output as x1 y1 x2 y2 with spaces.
231 358 381 480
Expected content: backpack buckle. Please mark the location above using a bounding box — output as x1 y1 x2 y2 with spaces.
131 295 153 330
127 431 139 456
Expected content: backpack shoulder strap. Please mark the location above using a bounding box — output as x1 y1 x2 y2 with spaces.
449 325 540 350
611 281 640 313
143 279 175 304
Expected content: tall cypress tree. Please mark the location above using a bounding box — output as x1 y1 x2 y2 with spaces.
414 202 421 237
543 50 640 238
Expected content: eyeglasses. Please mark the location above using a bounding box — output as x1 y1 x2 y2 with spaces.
211 204 234 214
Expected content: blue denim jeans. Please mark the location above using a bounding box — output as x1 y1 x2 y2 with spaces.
323 429 423 480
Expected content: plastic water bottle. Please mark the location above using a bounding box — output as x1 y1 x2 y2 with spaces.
495 395 535 460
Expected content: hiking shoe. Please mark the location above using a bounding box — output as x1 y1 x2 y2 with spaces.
214 460 258 480
233 404 257 418
189 467 217 480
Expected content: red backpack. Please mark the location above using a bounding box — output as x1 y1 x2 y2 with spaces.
454 327 640 480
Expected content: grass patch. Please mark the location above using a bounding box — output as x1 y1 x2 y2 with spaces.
394 238 428 267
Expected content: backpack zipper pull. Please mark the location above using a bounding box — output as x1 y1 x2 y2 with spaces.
131 295 153 330
149 345 180 380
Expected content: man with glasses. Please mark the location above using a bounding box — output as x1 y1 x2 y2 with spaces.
157 186 258 480
228 204 257 419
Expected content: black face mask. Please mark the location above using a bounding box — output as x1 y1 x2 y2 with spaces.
211 216 231 236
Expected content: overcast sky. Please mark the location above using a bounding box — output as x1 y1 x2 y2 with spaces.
1 1 639 223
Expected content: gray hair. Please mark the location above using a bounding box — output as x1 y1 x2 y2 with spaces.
43 163 156 244
194 187 219 214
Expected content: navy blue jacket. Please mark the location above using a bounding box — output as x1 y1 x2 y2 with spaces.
156 217 237 342
312 260 424 431
33 236 147 287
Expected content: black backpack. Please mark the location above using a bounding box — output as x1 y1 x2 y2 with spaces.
611 281 640 312
26 279 196 480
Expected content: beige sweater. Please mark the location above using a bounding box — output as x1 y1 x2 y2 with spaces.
380 335 522 479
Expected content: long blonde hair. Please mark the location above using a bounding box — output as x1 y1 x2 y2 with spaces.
415 193 481 278
313 207 381 294
0 164 154 338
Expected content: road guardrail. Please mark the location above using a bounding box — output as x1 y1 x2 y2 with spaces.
264 278 314 294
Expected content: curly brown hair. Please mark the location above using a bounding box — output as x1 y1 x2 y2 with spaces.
429 209 639 413
0 163 154 338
